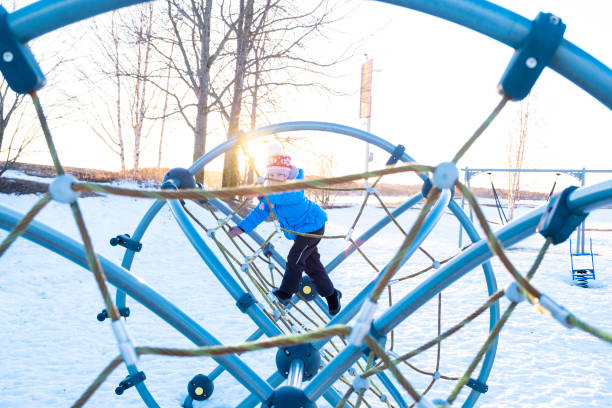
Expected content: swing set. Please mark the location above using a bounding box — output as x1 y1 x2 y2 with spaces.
460 167 612 286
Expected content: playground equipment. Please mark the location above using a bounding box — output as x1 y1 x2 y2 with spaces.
459 168 612 249
569 238 596 288
0 1 611 408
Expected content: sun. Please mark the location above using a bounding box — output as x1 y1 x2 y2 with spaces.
238 138 275 178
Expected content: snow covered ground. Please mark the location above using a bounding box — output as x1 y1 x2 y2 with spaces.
0 175 611 408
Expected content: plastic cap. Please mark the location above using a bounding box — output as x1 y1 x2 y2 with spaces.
49 174 79 204
433 162 458 190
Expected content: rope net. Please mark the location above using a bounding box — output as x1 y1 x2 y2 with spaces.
1 89 610 408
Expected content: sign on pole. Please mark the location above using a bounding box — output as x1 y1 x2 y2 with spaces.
359 59 373 119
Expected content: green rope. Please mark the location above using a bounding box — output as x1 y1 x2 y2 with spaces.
136 324 349 357
448 302 517 403
354 389 367 408
370 189 441 303
457 181 541 300
349 238 380 272
32 90 119 320
186 202 323 331
409 378 436 408
354 351 375 408
567 315 612 343
452 96 509 163
447 239 551 403
72 356 123 408
436 293 442 371
212 198 250 230
72 164 433 201
364 335 421 402
388 285 394 350
350 182 375 231
396 254 454 282
30 91 65 175
0 193 51 257
71 201 119 321
373 191 435 262
362 290 504 379
336 387 354 408
459 182 612 342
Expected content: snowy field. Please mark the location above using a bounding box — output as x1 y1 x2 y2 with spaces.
0 175 611 408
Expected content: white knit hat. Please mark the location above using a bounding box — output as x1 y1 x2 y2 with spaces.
266 142 291 178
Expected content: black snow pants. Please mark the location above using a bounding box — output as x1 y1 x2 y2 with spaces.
278 225 335 297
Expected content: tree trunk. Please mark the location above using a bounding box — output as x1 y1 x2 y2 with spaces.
157 44 174 169
133 3 154 173
112 12 126 172
191 0 214 184
193 92 209 183
222 0 253 188
507 99 529 220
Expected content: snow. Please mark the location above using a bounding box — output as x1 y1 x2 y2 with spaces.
0 180 611 408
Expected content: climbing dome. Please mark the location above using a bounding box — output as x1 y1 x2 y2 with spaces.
0 1 611 407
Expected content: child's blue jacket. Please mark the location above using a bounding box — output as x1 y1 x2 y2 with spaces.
238 169 327 240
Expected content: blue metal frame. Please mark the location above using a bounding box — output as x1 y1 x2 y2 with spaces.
3 1 610 107
86 122 494 408
304 180 612 404
3 181 610 405
116 121 499 408
376 0 612 109
7 0 152 43
1 0 610 406
0 204 275 403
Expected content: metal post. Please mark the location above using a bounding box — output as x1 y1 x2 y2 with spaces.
458 168 468 247
581 168 586 253
365 116 371 188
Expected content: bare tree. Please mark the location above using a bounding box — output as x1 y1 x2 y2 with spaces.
310 152 335 208
97 0 349 185
123 2 155 171
82 12 127 171
217 0 349 187
146 0 235 182
507 97 530 220
83 4 158 173
157 42 174 168
0 0 68 176
222 0 254 188
0 78 37 176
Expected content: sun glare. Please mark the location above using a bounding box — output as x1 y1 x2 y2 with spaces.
240 139 273 176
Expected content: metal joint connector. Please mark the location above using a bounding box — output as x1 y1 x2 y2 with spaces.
344 227 354 242
348 300 378 346
352 375 370 392
538 294 573 328
111 318 138 366
505 282 525 303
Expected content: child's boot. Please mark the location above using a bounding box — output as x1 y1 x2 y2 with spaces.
272 288 292 306
326 290 342 316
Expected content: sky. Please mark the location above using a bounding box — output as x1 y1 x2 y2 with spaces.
9 0 612 191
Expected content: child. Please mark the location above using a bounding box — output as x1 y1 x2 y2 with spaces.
228 144 341 315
